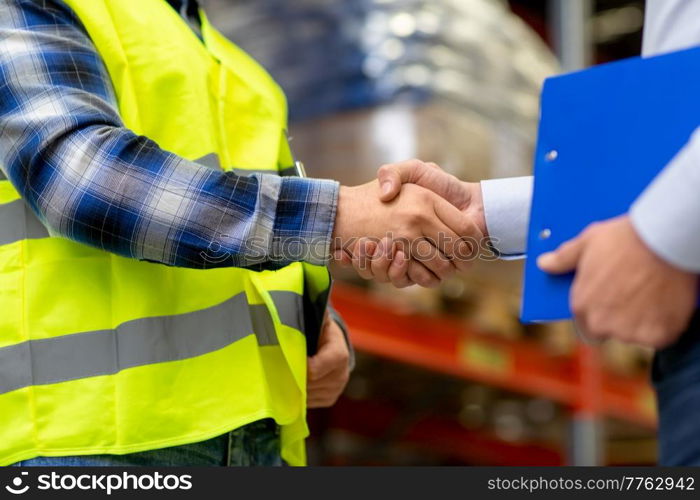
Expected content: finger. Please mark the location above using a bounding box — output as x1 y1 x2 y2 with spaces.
336 238 361 266
422 202 464 260
570 279 608 343
308 394 339 409
331 248 353 267
387 249 413 288
395 238 441 286
308 368 349 408
378 160 472 210
308 379 343 393
307 367 349 391
308 351 342 382
415 199 469 277
351 238 378 280
431 195 482 267
407 260 440 288
377 159 426 202
307 391 343 408
308 322 349 381
411 238 455 280
537 236 586 274
369 237 394 283
572 318 598 345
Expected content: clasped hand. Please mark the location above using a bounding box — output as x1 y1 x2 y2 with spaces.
332 159 698 350
331 160 487 287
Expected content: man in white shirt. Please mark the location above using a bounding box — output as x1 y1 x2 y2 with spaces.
350 0 700 465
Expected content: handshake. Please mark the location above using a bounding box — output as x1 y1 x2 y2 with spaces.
331 159 489 288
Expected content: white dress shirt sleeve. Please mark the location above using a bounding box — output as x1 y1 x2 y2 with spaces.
630 0 700 272
480 176 532 257
482 0 700 267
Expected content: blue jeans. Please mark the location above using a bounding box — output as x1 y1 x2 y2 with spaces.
653 311 700 465
13 419 283 467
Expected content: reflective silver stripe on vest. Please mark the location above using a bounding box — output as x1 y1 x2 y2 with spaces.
0 199 50 246
195 153 296 177
0 290 304 395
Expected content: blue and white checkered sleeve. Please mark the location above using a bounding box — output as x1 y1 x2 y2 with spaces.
0 0 339 269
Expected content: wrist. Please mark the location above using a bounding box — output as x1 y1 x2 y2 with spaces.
466 181 488 237
332 185 364 251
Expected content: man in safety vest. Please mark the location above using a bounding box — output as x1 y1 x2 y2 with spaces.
0 0 479 466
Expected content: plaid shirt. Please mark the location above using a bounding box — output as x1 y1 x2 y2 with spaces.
0 0 339 269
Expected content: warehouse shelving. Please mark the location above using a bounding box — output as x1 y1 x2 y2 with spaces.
331 282 656 430
323 397 564 465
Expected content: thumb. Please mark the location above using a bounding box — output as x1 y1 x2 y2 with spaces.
377 160 472 211
307 320 341 380
537 236 586 274
377 159 430 202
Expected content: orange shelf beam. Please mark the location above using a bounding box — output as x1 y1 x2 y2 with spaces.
331 283 656 429
324 397 564 466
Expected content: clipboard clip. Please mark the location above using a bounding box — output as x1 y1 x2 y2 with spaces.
294 160 307 178
285 129 307 178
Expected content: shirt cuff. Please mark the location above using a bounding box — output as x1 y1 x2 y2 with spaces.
630 129 700 272
480 176 533 258
266 175 340 267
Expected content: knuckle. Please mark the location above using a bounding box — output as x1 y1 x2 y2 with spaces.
645 324 672 348
571 299 586 318
377 164 392 177
558 240 577 255
587 315 609 339
458 220 475 237
651 335 672 349
585 222 602 236
418 188 432 202
436 257 454 276
393 277 413 288
406 210 423 226
333 350 349 367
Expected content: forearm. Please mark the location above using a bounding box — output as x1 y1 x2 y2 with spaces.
4 124 338 270
16 124 337 269
0 0 338 269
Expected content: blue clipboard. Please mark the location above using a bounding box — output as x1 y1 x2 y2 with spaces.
521 45 700 323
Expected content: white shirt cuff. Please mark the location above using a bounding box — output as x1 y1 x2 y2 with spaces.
480 176 533 258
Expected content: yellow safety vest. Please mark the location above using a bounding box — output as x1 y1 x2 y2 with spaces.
0 0 331 466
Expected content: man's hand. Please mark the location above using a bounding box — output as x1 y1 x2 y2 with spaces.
337 160 487 288
307 317 351 408
538 215 698 349
378 160 485 235
332 174 483 287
